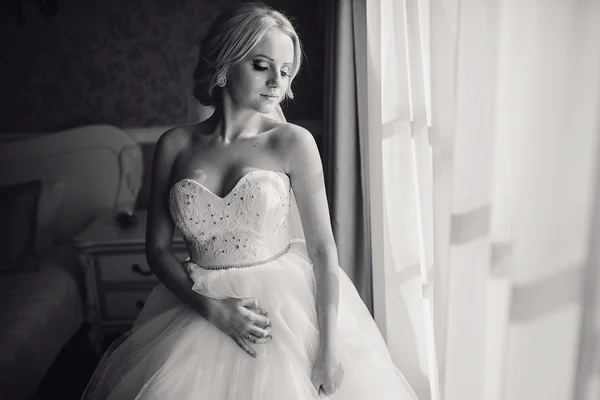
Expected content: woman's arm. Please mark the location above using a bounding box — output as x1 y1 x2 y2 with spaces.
145 127 272 357
281 125 340 353
145 128 217 318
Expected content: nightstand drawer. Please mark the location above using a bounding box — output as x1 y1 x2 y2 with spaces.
103 290 152 320
97 250 190 283
97 252 157 283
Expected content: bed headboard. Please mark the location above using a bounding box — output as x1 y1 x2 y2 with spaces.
0 124 144 241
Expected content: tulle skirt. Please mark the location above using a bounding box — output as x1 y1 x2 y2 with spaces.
82 241 417 399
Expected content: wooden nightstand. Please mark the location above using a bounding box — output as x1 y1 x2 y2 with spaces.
74 210 188 354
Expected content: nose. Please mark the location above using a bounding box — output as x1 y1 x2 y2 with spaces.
267 71 281 89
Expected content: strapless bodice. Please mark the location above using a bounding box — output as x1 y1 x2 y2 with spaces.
168 170 292 268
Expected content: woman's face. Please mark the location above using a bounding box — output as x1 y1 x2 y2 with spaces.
225 28 295 114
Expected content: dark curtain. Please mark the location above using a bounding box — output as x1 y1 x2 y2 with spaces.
322 0 372 314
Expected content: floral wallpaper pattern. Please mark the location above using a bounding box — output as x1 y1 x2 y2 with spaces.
0 0 323 133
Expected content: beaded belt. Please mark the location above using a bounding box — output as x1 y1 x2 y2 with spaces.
199 243 292 270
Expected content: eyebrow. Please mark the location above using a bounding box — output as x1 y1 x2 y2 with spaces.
254 54 292 66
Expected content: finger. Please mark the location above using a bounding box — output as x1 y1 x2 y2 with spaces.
240 299 269 320
254 304 269 317
310 373 320 393
243 326 271 342
244 309 271 328
234 336 257 358
240 298 260 309
183 260 198 273
247 333 273 344
337 366 344 389
322 383 336 396
248 305 270 319
246 325 270 339
241 298 269 317
248 324 272 340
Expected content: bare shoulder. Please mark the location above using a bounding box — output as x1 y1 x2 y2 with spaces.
266 122 320 174
269 122 318 156
155 125 193 153
269 121 314 144
154 125 207 168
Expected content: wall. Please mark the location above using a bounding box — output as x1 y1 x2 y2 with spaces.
0 0 324 134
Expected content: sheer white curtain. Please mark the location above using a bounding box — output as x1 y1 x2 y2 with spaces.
364 0 600 399
366 0 437 398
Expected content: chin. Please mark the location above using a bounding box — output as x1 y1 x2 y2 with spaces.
255 103 278 114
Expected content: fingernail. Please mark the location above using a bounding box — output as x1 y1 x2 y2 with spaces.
267 335 273 340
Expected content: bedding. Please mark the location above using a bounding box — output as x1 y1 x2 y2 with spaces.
0 253 84 400
0 123 144 399
0 180 42 271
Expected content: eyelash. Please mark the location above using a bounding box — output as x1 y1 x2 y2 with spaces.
253 63 290 78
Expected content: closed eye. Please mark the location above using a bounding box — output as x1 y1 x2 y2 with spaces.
253 63 268 72
253 62 291 78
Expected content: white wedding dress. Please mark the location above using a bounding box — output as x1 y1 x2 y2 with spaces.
82 169 417 399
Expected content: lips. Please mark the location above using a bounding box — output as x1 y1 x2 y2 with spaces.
261 94 278 99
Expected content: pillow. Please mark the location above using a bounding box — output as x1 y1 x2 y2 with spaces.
0 180 42 271
35 180 66 252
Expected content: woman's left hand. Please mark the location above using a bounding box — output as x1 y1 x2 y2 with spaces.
311 349 344 396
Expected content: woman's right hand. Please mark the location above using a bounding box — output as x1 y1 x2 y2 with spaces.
207 297 273 358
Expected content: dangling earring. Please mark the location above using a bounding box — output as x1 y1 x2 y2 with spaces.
216 75 227 87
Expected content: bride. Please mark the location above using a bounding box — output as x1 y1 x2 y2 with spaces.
82 2 418 399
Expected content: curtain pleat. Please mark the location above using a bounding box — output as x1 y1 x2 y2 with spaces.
323 0 373 312
365 0 600 399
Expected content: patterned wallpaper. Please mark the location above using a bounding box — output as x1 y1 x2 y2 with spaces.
0 0 324 134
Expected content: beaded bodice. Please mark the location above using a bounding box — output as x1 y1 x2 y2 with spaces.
169 170 292 268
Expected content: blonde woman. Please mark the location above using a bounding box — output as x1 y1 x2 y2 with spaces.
82 3 417 399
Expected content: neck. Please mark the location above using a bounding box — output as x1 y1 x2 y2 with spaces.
208 95 263 143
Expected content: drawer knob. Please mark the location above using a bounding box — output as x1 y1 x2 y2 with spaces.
136 300 146 310
131 263 154 277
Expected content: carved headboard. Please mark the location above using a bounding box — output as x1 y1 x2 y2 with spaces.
0 124 143 241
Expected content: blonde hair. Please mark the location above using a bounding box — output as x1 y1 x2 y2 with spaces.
193 2 303 107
